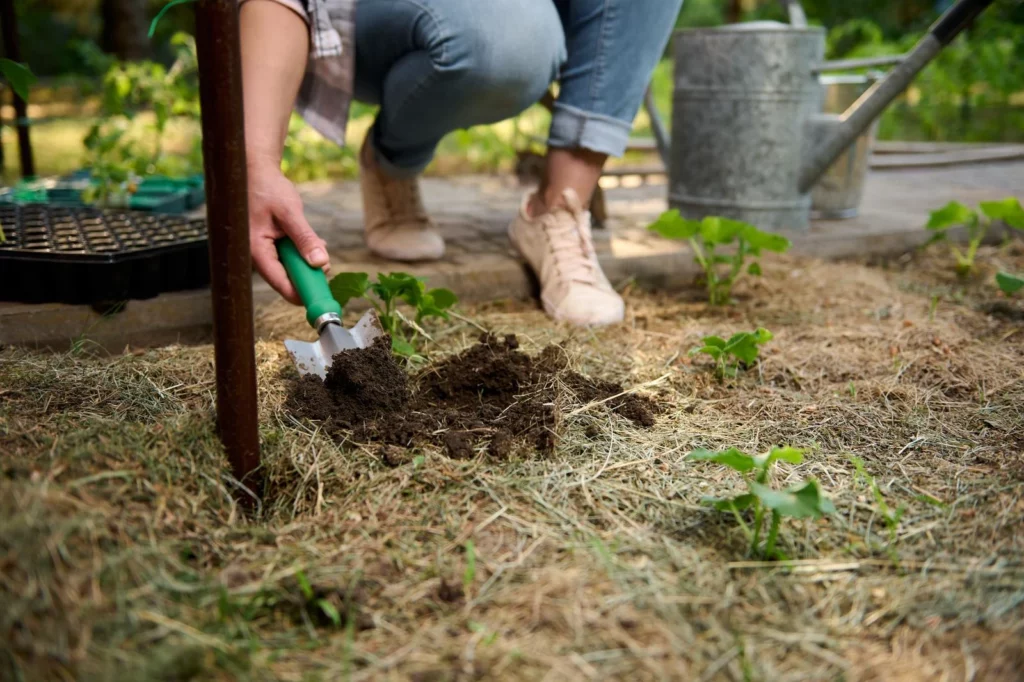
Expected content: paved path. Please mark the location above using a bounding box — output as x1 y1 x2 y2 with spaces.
2 161 1022 350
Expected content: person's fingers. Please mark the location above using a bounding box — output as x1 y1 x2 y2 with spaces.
251 230 302 305
277 195 329 269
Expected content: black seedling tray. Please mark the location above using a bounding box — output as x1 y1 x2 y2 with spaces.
0 203 209 305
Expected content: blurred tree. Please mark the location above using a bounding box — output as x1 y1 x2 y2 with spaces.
100 0 148 59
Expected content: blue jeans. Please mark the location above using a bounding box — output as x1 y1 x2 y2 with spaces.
354 0 684 177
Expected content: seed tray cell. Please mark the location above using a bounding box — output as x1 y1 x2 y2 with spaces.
0 203 210 305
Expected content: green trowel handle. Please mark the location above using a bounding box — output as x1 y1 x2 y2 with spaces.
275 238 341 329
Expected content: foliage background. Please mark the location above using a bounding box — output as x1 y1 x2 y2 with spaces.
3 0 1023 181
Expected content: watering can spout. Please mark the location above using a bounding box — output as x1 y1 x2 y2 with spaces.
799 0 995 193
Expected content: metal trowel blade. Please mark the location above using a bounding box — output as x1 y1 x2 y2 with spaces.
284 310 384 379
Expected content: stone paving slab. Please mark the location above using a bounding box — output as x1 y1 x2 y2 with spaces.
2 161 1022 351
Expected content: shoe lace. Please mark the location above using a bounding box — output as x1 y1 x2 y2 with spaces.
543 205 598 285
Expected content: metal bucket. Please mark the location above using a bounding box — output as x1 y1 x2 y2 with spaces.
810 74 879 219
669 22 825 231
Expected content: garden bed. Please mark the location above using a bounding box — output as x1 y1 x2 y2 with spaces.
2 243 1023 681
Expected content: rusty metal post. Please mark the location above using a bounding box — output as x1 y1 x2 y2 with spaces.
194 0 262 496
0 0 35 178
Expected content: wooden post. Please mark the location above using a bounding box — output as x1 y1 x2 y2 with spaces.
194 0 262 501
0 0 35 178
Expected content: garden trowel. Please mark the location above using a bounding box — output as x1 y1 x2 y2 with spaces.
276 238 383 380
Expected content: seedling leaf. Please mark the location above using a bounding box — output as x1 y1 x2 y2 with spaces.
428 287 458 310
750 480 834 519
329 272 371 308
648 209 700 240
0 59 35 102
295 570 314 601
691 345 723 360
754 446 804 470
700 216 746 245
926 201 975 231
741 225 791 253
391 336 418 357
375 272 423 306
979 197 1024 229
317 599 342 627
747 262 762 276
687 447 757 473
722 328 773 365
996 272 1024 295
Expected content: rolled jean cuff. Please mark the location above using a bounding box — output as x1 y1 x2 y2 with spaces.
374 147 428 179
370 125 430 179
547 102 633 158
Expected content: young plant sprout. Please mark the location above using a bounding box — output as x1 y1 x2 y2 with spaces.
925 197 1024 278
996 272 1024 296
690 327 772 380
648 211 790 305
688 446 835 560
329 271 457 357
0 59 35 102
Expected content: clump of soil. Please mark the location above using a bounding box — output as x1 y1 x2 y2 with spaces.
286 335 409 429
287 333 657 459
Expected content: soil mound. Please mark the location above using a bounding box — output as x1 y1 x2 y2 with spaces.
286 335 409 428
287 333 657 459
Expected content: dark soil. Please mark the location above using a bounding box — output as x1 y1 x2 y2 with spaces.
287 335 408 427
435 579 464 604
287 333 657 460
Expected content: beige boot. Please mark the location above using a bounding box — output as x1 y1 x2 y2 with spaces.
508 189 624 327
360 137 445 261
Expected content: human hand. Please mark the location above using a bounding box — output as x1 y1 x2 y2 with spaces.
247 161 329 305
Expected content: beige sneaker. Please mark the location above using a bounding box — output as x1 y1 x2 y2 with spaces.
360 138 445 261
508 189 625 327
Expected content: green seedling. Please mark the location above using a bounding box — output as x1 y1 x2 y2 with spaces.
688 446 835 560
849 456 904 550
295 570 342 629
690 327 772 380
648 211 790 305
925 197 1024 277
0 58 35 102
329 271 457 357
996 272 1024 296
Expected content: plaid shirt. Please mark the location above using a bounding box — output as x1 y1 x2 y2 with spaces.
259 0 356 146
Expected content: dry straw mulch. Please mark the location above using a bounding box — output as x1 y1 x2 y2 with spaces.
2 244 1023 681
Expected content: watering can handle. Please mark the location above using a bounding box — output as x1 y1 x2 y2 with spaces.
799 0 996 193
779 0 807 28
275 237 343 330
812 0 994 73
930 0 994 45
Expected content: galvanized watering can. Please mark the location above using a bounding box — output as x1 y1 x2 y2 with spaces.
668 0 995 230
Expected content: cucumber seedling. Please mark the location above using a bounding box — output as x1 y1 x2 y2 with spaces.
329 271 457 358
688 446 835 560
691 327 772 380
925 197 1024 278
648 211 790 305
